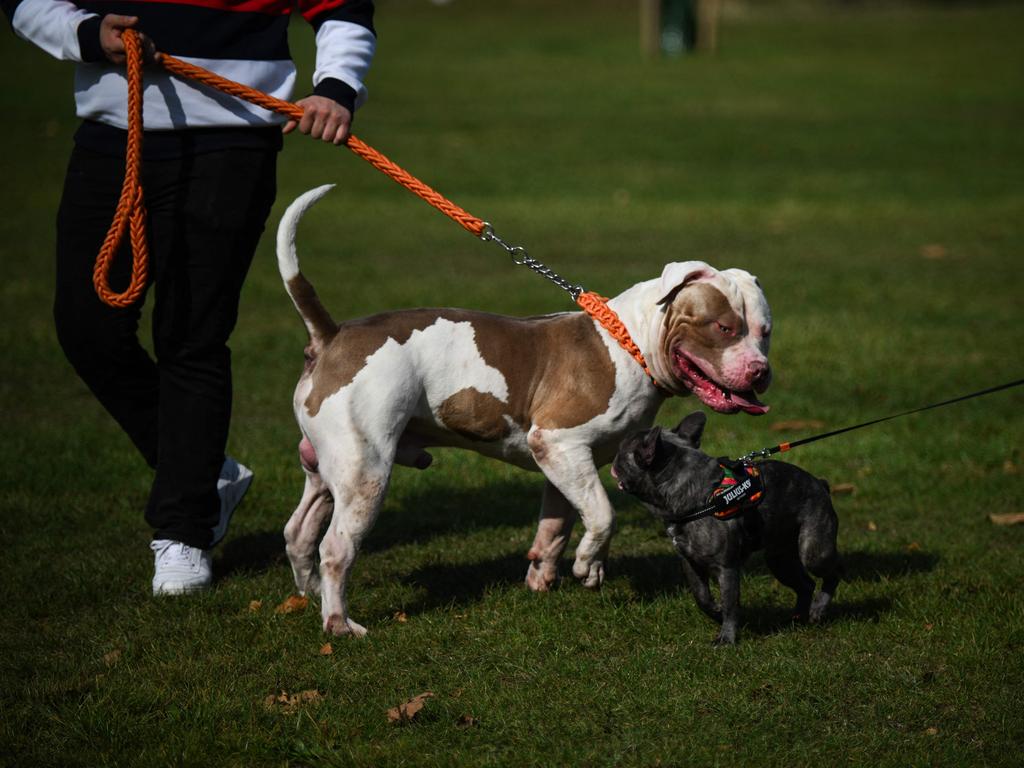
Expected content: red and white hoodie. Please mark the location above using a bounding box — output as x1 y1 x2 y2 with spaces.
4 0 375 132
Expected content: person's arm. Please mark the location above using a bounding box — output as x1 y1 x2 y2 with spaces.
4 1 156 64
284 0 376 145
4 0 102 61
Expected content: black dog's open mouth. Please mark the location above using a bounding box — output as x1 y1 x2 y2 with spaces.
672 349 768 415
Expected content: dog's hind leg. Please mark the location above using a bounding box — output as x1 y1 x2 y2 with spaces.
317 454 391 638
525 481 578 591
801 500 841 623
807 560 840 623
283 468 334 596
802 538 841 623
765 545 815 621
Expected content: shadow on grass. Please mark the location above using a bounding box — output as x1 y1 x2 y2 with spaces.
217 531 287 579
215 478 542 579
398 553 529 616
215 470 940 637
613 546 940 591
363 478 541 553
839 548 940 582
613 545 938 639
739 596 894 640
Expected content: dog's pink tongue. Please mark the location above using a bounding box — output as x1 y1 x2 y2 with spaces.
730 391 769 415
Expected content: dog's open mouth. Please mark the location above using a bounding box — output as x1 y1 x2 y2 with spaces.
672 349 768 415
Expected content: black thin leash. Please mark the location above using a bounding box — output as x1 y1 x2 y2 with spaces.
739 378 1024 463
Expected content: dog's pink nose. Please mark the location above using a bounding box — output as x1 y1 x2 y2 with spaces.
748 360 771 391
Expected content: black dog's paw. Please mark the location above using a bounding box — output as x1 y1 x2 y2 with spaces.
712 632 737 647
698 603 723 624
808 592 832 624
808 605 829 624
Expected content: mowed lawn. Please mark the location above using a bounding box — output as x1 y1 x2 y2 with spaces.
2 1 1023 766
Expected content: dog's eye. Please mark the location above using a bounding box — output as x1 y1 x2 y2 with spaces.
717 323 734 336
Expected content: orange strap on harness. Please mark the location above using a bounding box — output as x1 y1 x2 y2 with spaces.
96 30 666 391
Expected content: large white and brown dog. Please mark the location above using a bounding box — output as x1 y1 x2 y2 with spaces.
277 185 773 636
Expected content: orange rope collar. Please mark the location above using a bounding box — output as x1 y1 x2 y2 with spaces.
96 30 668 393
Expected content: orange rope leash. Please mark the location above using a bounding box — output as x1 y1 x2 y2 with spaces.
92 31 148 308
157 50 487 238
97 31 665 392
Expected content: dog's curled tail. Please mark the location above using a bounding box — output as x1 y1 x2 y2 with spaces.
277 184 338 346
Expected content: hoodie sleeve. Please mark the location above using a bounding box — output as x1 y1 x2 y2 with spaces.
298 0 376 113
4 0 104 62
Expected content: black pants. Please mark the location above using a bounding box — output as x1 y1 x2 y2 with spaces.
55 144 277 548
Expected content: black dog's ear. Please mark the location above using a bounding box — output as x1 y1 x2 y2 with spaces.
672 412 707 448
636 428 663 468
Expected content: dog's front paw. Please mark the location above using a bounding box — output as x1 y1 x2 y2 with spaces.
711 632 737 647
572 558 605 589
324 614 368 638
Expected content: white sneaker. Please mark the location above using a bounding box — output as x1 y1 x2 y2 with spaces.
210 456 254 547
151 539 212 595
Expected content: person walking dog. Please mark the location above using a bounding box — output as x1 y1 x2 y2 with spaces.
4 0 376 594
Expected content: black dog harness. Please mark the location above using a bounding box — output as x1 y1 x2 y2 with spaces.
665 459 765 525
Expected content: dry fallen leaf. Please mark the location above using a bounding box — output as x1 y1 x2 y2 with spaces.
264 689 323 714
831 483 857 496
989 513 1024 526
866 521 878 532
319 643 333 656
919 244 948 260
770 419 825 432
275 595 309 614
102 649 122 667
456 714 479 728
924 623 934 631
925 726 939 736
387 692 434 724
906 542 921 552
1003 460 1019 475
248 600 263 613
393 611 408 623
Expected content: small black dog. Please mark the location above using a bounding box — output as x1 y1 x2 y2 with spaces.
612 412 841 645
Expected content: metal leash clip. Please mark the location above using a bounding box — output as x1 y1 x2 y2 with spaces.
479 222 584 300
739 447 774 463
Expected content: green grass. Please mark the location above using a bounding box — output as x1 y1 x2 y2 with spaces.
2 1 1024 765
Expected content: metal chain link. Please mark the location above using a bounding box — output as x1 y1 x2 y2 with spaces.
479 223 584 301
739 447 774 463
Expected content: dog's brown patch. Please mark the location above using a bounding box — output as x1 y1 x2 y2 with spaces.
287 275 336 343
472 312 617 431
305 311 446 416
660 283 743 374
438 388 512 442
305 308 617 431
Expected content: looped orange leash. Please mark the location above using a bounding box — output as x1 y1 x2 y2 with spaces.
99 30 667 392
92 29 148 307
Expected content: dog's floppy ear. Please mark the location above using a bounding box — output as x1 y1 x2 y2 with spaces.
672 411 707 448
657 261 717 306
